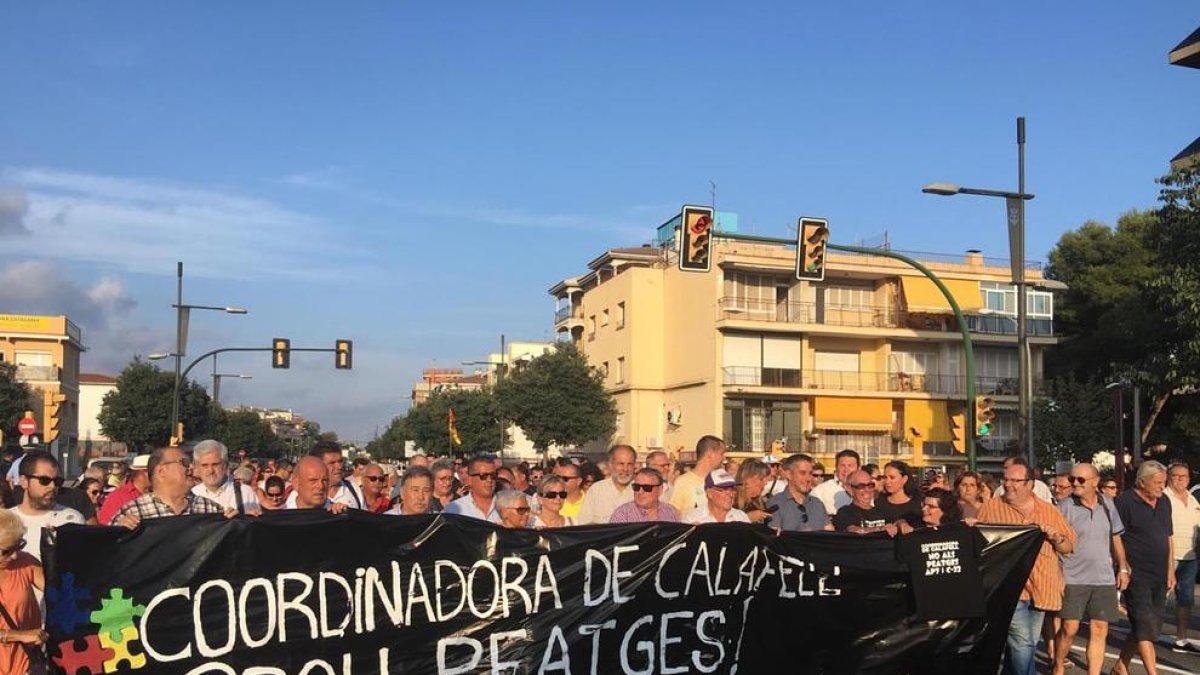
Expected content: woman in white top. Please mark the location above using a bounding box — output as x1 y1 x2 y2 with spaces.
532 476 574 528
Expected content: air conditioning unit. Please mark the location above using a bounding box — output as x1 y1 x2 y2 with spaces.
666 407 683 426
646 436 662 449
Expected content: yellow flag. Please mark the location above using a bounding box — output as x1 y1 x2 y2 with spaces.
448 407 462 447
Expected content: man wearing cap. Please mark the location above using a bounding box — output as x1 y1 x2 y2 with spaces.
97 455 150 526
684 469 751 524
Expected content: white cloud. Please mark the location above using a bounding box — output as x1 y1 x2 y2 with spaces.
2 167 370 280
0 185 30 236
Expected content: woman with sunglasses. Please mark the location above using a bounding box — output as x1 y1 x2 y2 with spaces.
78 478 104 510
735 460 773 524
0 509 50 675
259 476 288 511
532 476 573 528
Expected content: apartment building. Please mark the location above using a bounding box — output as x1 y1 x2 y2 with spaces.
0 314 84 464
549 219 1057 469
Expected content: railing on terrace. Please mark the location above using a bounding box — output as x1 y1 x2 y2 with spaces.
721 367 1039 395
554 306 582 323
718 297 1055 336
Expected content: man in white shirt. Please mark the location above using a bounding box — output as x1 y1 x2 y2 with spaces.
10 451 83 561
577 445 637 525
191 439 261 514
811 449 861 515
287 441 359 509
1166 463 1200 654
684 469 750 524
445 456 502 524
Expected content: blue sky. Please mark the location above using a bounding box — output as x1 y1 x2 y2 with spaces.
1 2 1196 440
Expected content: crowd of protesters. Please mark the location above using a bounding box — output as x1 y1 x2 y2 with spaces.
0 436 1198 675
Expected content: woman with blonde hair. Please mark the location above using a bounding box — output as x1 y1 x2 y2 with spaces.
532 476 574 528
0 509 48 675
735 459 773 524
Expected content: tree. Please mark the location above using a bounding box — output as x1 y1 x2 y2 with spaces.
495 342 616 452
404 388 503 455
211 408 283 458
98 359 214 452
0 362 33 442
365 416 407 460
1031 376 1114 467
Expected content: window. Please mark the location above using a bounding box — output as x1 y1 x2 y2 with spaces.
601 309 609 327
979 282 1054 318
825 284 874 308
601 361 609 379
588 315 596 339
616 302 625 329
616 357 625 384
14 351 52 367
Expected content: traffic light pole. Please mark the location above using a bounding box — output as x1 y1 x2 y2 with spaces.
713 233 979 470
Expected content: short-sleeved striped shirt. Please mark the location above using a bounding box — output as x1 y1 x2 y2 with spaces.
110 492 224 524
978 495 1075 611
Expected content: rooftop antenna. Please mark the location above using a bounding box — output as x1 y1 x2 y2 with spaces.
709 180 717 213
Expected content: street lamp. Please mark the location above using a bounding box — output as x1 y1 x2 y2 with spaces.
923 117 1038 468
212 373 252 406
168 262 247 444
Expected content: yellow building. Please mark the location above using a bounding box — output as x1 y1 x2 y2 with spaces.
0 314 84 459
550 220 1058 470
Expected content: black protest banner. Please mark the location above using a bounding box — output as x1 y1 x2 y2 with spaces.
43 513 1041 675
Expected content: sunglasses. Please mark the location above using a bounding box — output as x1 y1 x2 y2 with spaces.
86 489 101 496
849 483 874 490
631 484 661 493
27 475 64 487
470 473 497 481
364 476 385 482
1101 483 1117 490
557 475 581 481
541 491 568 499
265 492 284 499
1068 476 1090 485
507 507 531 515
0 539 26 557
796 502 809 523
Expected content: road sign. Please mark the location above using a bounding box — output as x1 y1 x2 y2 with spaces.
17 416 38 436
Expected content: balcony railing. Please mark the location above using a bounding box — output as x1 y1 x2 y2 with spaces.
722 367 1040 395
718 297 905 328
554 306 582 324
718 297 1056 336
15 365 61 381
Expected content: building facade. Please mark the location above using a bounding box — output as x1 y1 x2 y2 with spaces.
550 228 1057 470
0 314 84 463
78 373 125 458
1169 26 1200 169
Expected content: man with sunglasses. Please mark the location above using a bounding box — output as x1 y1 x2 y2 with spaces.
832 470 895 535
683 469 750 524
10 451 82 561
444 456 502 523
766 453 831 532
610 469 679 523
1052 463 1130 675
360 463 391 513
112 447 232 528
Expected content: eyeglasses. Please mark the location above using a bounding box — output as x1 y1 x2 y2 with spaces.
1101 483 1118 490
556 475 581 481
921 502 943 510
265 491 284 499
27 475 64 487
507 507 531 514
470 473 496 481
364 476 385 483
436 475 454 481
631 484 661 493
812 473 825 479
1068 476 1090 485
0 539 26 557
161 458 193 469
849 483 874 490
86 489 101 496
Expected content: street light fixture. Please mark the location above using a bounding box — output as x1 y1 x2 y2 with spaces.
923 117 1037 467
168 262 247 445
212 373 252 406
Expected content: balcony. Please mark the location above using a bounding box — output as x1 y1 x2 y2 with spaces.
718 297 905 328
15 365 61 382
966 314 1054 336
722 367 1039 396
553 305 584 330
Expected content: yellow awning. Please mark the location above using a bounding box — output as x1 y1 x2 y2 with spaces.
903 400 952 442
814 397 893 431
900 277 984 314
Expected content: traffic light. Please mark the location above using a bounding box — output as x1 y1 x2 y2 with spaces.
974 395 995 436
678 205 715 272
949 410 966 453
796 217 829 281
42 390 65 443
170 422 185 447
335 339 353 370
272 338 291 369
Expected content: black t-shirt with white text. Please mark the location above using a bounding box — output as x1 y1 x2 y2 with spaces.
895 523 988 620
833 503 889 531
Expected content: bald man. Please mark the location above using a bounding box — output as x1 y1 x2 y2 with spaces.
287 456 348 514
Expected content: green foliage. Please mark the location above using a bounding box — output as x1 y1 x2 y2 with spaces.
365 416 408 460
495 341 616 451
98 359 213 452
0 363 33 442
404 388 503 455
1032 377 1113 466
210 408 283 458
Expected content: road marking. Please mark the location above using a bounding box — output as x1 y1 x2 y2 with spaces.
1068 645 1197 675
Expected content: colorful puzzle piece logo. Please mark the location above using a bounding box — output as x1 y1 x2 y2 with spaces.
99 625 146 672
51 635 114 675
90 588 145 643
46 572 95 634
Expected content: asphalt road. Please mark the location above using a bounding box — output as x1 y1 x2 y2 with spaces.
1042 584 1200 674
